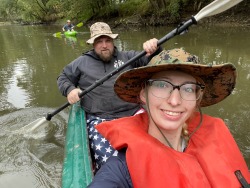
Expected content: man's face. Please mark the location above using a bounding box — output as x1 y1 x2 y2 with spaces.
93 36 114 62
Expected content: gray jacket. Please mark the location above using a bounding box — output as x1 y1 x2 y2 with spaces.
57 47 161 118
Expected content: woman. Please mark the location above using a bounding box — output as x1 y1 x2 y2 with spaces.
87 48 250 187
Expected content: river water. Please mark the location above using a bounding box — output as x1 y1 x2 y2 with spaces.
0 23 249 187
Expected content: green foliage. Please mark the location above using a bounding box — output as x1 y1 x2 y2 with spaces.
0 0 19 21
167 0 181 21
118 0 149 17
0 0 63 23
0 0 244 25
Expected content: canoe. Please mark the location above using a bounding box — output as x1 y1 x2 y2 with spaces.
62 102 93 188
64 30 77 36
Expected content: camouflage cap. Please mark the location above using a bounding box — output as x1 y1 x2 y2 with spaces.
114 48 237 107
86 22 118 44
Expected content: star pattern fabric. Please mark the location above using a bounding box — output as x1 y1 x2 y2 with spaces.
86 114 117 171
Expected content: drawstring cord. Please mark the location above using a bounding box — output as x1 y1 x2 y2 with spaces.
145 86 174 149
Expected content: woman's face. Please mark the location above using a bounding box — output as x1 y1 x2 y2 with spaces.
140 70 199 132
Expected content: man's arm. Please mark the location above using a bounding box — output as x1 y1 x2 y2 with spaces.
57 58 82 99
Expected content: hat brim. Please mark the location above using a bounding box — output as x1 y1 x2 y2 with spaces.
114 63 236 107
86 34 118 44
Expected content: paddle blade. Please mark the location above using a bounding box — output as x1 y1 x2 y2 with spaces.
53 32 62 37
194 0 243 22
76 22 83 27
20 117 47 133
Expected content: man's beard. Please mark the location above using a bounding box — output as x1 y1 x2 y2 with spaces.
96 49 114 62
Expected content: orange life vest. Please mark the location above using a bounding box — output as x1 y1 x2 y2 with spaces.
96 112 250 188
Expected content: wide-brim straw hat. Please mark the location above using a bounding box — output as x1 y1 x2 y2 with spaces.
114 48 237 107
86 22 118 44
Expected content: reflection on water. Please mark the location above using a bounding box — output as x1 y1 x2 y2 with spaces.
53 32 78 49
64 35 77 49
0 24 250 187
7 59 30 108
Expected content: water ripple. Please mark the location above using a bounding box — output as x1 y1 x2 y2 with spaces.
0 107 68 187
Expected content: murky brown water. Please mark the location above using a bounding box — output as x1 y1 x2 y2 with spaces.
0 23 249 187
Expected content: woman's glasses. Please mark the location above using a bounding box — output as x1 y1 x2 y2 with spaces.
147 79 205 101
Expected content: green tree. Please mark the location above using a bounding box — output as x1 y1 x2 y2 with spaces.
0 0 19 21
18 0 62 23
0 0 246 25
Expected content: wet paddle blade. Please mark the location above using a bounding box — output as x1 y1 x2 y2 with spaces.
76 22 83 27
195 0 243 21
19 117 47 133
53 32 62 37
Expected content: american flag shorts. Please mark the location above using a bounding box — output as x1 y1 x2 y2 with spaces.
86 114 118 171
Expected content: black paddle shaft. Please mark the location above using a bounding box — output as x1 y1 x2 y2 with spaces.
45 17 197 121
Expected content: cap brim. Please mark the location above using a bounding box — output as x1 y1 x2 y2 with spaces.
86 34 118 44
114 63 236 107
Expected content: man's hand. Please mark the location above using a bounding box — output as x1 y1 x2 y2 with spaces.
67 88 82 104
143 38 158 56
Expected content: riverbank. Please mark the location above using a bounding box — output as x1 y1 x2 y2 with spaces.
2 3 249 29
96 15 249 32
86 3 250 30
113 14 248 29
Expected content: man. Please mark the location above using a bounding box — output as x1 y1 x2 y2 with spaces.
62 20 74 31
57 22 161 171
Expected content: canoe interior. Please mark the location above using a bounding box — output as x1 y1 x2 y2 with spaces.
62 102 93 188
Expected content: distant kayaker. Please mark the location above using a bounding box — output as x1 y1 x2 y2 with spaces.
57 22 162 171
88 49 250 187
62 20 74 31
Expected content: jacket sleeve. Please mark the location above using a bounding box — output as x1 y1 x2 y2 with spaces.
87 150 132 188
57 56 83 97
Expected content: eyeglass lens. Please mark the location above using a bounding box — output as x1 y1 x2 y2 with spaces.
147 80 203 101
